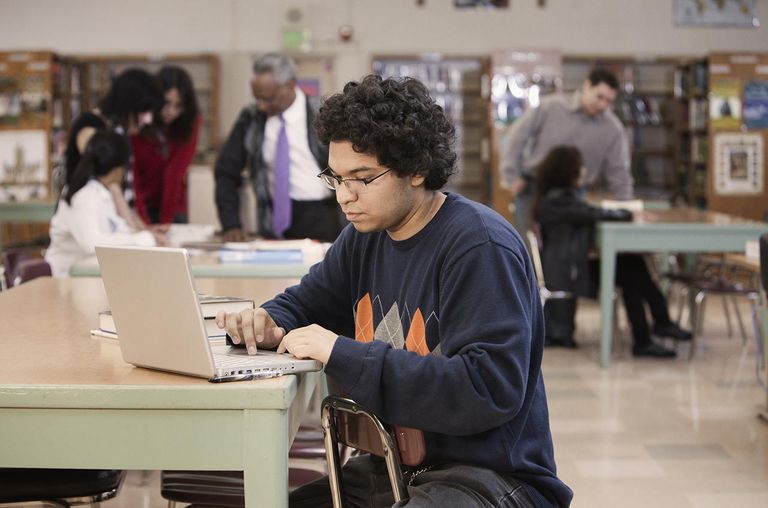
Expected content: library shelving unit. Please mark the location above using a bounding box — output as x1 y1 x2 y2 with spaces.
562 55 682 202
77 53 220 157
672 58 708 207
0 51 86 247
371 54 492 205
706 52 768 221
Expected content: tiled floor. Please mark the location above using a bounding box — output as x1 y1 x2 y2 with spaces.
101 297 767 507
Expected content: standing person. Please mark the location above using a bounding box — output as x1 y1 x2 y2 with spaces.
131 65 200 224
502 67 632 234
46 130 163 277
531 145 691 357
217 75 572 508
63 68 164 229
214 53 344 243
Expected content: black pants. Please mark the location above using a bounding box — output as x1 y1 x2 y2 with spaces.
290 455 539 508
544 254 672 346
611 254 672 347
283 198 346 243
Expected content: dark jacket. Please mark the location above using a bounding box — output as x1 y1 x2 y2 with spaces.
214 99 328 236
537 188 632 297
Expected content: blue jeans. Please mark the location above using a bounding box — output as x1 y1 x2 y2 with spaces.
290 455 539 508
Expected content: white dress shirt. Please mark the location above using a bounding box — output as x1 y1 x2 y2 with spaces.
262 88 332 201
45 179 155 277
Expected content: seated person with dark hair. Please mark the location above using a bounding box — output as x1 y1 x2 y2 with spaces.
217 75 572 507
531 145 691 358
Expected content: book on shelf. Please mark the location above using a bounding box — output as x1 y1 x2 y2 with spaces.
94 295 254 339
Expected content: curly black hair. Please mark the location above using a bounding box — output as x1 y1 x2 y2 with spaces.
314 74 456 190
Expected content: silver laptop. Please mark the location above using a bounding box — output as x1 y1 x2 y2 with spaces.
95 245 322 382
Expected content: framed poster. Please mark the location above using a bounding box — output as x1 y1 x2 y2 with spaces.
0 129 48 201
713 132 763 195
673 0 759 28
710 78 742 129
744 80 768 129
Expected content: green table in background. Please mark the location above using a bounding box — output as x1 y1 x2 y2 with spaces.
597 207 768 367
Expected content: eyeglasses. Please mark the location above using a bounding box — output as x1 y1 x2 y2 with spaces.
317 167 392 192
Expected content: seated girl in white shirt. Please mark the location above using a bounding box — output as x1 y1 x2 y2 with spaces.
46 130 165 277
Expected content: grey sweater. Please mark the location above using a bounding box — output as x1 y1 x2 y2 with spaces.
502 91 633 199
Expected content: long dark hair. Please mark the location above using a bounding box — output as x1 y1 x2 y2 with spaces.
98 68 164 131
531 145 583 222
158 65 199 142
65 130 131 205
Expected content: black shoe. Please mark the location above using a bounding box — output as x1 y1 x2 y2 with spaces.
632 342 677 358
653 323 693 341
545 337 578 349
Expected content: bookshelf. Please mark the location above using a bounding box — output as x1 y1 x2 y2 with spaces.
0 51 86 248
672 59 709 207
371 54 491 204
562 55 681 201
77 53 220 158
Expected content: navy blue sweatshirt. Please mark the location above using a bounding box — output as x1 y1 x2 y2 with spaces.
263 193 572 507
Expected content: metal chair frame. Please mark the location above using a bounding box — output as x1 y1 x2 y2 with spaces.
321 396 408 508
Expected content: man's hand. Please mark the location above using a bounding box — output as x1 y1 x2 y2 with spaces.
215 308 285 355
222 228 248 242
277 324 338 364
508 177 527 197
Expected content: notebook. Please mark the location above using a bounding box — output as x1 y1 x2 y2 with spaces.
95 245 322 382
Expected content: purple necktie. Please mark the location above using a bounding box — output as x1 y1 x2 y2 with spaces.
272 114 291 238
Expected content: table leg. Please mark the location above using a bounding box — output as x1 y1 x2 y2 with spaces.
600 233 617 367
243 409 289 507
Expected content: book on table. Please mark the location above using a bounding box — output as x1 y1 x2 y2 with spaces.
94 294 255 339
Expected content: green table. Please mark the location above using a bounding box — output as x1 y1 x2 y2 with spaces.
0 277 318 507
598 207 768 367
70 252 314 278
0 200 56 252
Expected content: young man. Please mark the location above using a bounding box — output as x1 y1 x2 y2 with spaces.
502 67 632 234
217 75 572 507
214 53 344 242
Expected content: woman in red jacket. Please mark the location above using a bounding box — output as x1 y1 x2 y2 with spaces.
131 65 200 224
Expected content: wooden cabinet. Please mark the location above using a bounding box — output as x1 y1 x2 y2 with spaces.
372 54 491 204
0 51 85 247
706 52 768 222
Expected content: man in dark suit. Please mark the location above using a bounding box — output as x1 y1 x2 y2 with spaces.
215 53 344 242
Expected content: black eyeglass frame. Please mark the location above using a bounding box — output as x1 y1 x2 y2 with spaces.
317 167 392 191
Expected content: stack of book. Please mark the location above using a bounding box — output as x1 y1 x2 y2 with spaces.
92 294 255 340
